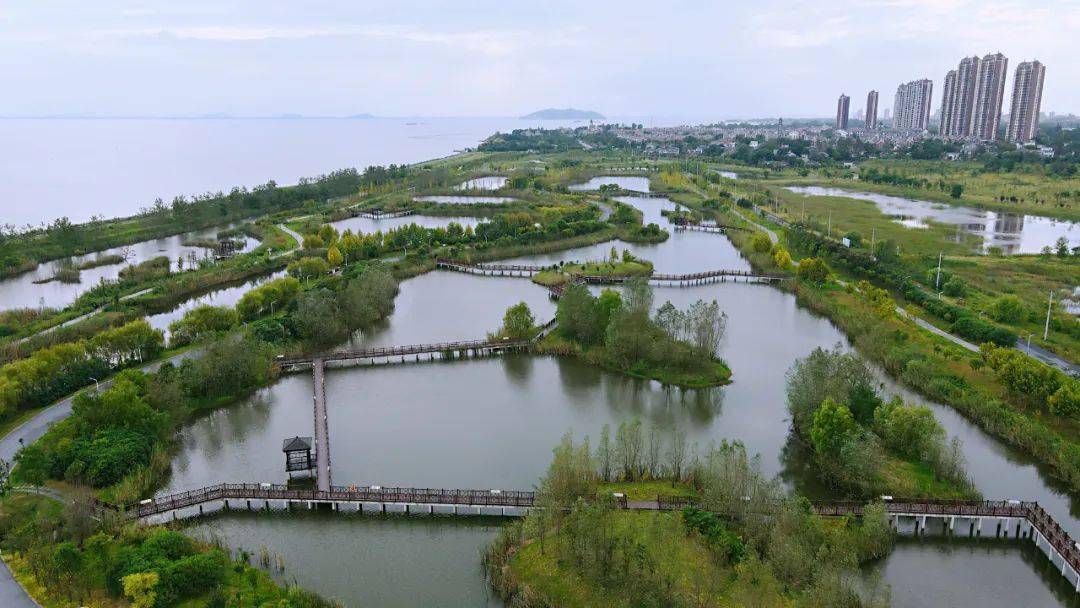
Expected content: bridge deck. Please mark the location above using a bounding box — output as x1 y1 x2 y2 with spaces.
312 359 331 492
277 338 533 368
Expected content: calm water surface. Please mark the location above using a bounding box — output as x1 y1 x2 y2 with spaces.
186 513 503 608
146 270 287 341
0 224 256 312
0 117 602 227
158 185 1080 606
569 175 650 192
456 176 507 191
329 214 485 235
784 186 1079 255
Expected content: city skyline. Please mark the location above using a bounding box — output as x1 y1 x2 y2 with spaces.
0 1 1075 118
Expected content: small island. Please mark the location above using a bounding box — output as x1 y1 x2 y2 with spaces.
521 108 605 120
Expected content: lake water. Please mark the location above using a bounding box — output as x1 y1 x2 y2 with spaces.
456 176 507 191
0 117 604 228
0 224 257 312
569 175 651 192
783 186 1079 255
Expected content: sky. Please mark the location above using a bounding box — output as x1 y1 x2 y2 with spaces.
1 0 1077 120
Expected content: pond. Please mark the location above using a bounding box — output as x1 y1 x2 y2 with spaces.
456 176 507 191
413 196 516 205
0 223 258 312
146 270 287 341
783 186 1079 255
569 176 651 192
329 214 485 235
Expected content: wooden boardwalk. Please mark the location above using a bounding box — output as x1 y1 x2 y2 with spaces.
354 210 414 220
276 337 533 371
121 485 1080 592
312 358 331 492
437 259 788 286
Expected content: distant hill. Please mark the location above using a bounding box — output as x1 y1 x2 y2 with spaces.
344 113 375 119
521 108 605 120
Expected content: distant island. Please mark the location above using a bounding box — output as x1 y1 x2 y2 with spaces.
521 108 605 120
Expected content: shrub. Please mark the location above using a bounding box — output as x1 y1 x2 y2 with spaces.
988 295 1025 324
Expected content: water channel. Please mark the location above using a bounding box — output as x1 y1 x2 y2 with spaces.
0 224 257 312
783 186 1079 255
146 190 1080 606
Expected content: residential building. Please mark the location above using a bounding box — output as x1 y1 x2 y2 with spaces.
893 79 933 131
970 52 1008 140
940 56 980 138
1006 60 1045 142
836 94 850 130
883 107 891 123
866 90 879 129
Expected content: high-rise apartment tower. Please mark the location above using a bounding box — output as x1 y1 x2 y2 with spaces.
836 94 850 130
1006 60 1045 143
866 90 879 129
970 52 1008 140
940 56 980 137
893 79 933 131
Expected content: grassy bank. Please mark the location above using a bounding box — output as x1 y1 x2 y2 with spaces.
532 259 653 287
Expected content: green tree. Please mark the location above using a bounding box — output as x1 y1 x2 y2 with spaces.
594 289 623 333
950 184 963 199
501 302 535 339
1049 382 1080 418
1055 236 1070 258
293 288 348 346
556 283 600 344
122 572 159 608
751 232 772 253
810 398 855 456
796 257 829 284
327 245 344 268
988 295 1025 323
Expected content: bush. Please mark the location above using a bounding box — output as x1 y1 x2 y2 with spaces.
796 258 830 284
751 232 772 253
167 305 238 346
988 295 1026 324
942 276 967 298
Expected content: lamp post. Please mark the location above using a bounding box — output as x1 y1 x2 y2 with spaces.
89 377 100 392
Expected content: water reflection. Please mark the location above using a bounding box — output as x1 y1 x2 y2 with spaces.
867 538 1080 608
185 512 504 608
784 186 1079 255
456 176 507 191
569 176 651 192
329 214 484 234
0 222 257 311
413 195 515 204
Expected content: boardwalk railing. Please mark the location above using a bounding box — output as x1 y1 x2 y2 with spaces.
276 337 532 368
132 483 536 518
436 259 553 275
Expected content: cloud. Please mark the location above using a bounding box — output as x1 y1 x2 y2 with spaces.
87 23 582 56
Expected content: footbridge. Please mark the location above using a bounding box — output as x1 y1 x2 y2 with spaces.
354 210 414 220
122 486 1080 590
437 259 789 287
275 337 533 372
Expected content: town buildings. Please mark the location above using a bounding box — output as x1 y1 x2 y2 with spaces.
940 56 980 137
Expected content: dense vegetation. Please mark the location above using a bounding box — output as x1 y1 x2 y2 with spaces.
541 278 731 387
0 493 340 607
786 346 972 497
485 434 893 607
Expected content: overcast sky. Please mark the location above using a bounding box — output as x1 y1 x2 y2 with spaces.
1 0 1076 119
